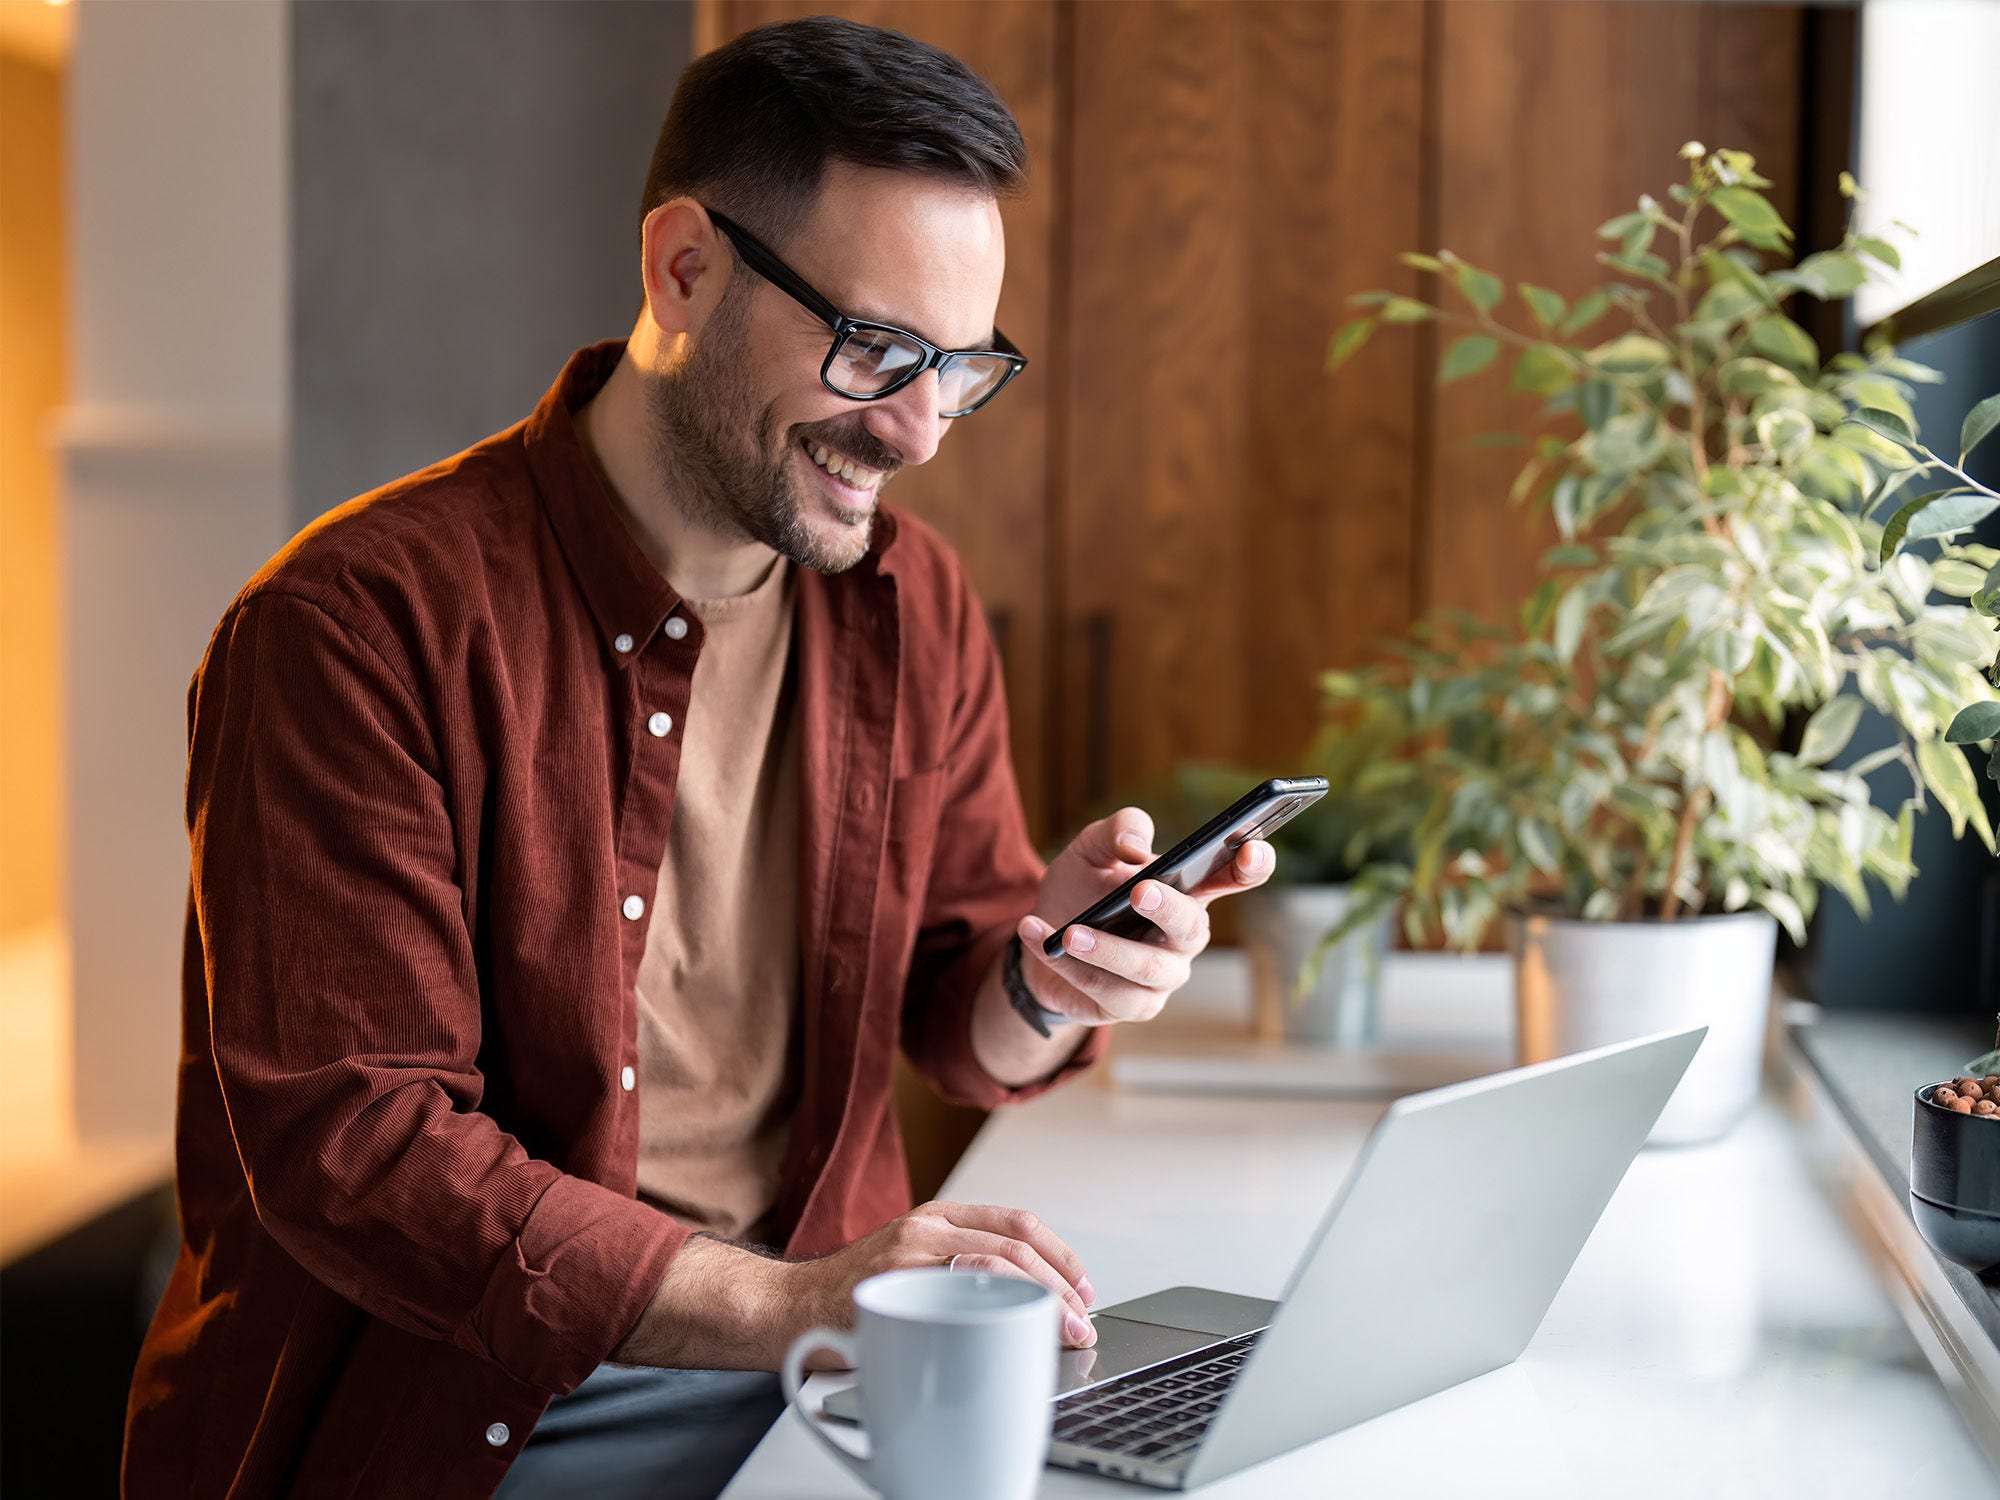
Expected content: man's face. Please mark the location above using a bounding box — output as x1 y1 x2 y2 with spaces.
642 163 1007 575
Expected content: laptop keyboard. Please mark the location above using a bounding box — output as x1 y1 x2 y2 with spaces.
1051 1329 1264 1467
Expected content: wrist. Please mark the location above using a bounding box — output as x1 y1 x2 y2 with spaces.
1003 933 1071 1038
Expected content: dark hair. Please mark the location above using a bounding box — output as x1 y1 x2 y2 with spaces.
638 15 1027 250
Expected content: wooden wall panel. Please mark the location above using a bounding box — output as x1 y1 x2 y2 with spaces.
1058 1 1427 833
1424 1 1805 625
697 0 1061 844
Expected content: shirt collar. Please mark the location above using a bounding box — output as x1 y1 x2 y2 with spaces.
522 339 902 662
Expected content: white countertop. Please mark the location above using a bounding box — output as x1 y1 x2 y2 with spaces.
723 953 1997 1497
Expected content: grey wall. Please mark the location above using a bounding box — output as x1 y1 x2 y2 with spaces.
291 0 690 529
1810 309 2000 1011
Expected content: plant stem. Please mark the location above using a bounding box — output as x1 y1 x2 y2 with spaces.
1658 668 1732 919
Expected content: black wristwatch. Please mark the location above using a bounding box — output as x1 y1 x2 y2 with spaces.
1003 935 1070 1039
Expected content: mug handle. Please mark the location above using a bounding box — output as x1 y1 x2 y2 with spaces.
781 1326 873 1486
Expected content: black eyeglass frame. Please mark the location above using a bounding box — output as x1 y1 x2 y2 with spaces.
703 206 1027 418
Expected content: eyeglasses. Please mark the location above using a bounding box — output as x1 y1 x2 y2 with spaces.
703 206 1027 419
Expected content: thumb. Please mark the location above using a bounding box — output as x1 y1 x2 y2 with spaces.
1076 808 1154 869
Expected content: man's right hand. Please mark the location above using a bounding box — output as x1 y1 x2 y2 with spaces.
789 1200 1098 1359
612 1201 1098 1373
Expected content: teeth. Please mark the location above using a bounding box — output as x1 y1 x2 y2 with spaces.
805 440 881 489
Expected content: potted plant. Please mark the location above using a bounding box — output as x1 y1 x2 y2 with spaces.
1312 144 2000 1144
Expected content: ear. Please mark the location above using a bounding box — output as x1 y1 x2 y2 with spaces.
640 198 730 340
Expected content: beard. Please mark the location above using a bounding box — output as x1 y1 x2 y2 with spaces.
641 283 890 576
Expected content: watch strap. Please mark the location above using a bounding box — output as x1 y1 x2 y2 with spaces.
1003 934 1070 1038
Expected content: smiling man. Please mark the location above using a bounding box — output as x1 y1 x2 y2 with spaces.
122 18 1274 1500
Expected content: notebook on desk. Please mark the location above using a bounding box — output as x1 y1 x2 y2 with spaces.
823 1027 1704 1490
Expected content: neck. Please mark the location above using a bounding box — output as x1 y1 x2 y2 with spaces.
573 340 780 601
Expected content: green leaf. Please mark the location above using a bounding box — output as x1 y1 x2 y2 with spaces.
1540 544 1599 570
1551 474 1582 539
1510 344 1573 396
1976 560 2000 615
1380 296 1435 324
1518 818 1561 876
1885 491 2000 561
1947 702 2000 744
1851 406 1915 444
1577 379 1617 431
1589 334 1672 379
1854 235 1902 271
1786 251 1868 299
1519 284 1566 329
1710 186 1792 245
1797 697 1864 766
1399 252 1446 273
1962 392 2000 462
1553 583 1590 664
1560 289 1611 336
1327 318 1374 371
1918 737 1994 848
1453 264 1505 313
1877 487 1955 562
1746 316 1819 375
1438 335 1501 384
1753 890 1808 946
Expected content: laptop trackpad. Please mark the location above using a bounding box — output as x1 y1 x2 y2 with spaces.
1055 1315 1217 1394
819 1287 1278 1426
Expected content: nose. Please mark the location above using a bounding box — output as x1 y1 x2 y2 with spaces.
861 367 948 469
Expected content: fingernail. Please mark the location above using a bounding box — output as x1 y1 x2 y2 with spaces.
1136 883 1162 912
1066 1312 1094 1345
1078 1277 1097 1306
1020 915 1049 942
1119 834 1149 860
1067 927 1095 953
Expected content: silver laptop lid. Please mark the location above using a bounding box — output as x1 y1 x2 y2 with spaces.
1183 1026 1704 1488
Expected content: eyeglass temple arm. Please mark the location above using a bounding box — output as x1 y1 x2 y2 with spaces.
705 208 845 331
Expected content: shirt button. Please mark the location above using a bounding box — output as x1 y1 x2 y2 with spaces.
485 1422 510 1447
662 616 689 641
620 1065 636 1092
647 711 673 737
622 894 645 921
613 632 635 654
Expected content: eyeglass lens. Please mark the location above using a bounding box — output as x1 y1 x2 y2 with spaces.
828 327 1012 415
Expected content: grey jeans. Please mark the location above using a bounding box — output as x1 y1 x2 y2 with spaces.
491 1363 785 1500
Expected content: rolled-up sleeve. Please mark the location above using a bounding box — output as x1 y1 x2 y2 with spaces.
897 571 1108 1109
190 589 683 1396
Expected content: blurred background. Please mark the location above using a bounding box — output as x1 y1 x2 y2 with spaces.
1 0 1994 1490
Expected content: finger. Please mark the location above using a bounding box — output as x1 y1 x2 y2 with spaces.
1015 916 1118 1026
1183 838 1276 902
928 1202 1097 1309
1124 878 1210 950
938 1230 1096 1345
1076 807 1156 870
1044 925 1187 1021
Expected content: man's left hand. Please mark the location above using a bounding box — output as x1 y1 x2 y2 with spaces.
1016 807 1275 1027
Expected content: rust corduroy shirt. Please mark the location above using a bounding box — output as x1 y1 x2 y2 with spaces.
122 340 1106 1498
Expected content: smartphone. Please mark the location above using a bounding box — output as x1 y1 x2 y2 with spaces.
1041 776 1330 960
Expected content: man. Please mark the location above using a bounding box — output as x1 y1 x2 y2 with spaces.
123 17 1276 1499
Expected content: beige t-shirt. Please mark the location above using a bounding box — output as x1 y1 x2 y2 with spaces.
634 553 802 1245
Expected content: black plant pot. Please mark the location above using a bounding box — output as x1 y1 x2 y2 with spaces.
1912 1083 2000 1273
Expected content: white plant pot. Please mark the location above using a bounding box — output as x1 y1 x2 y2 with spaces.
1236 884 1394 1047
1507 905 1778 1146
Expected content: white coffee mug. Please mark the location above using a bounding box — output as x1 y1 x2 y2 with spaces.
781 1266 1059 1500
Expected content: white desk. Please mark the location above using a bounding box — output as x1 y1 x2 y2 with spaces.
724 957 1996 1497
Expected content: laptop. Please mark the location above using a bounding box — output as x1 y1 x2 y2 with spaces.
824 1026 1704 1489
